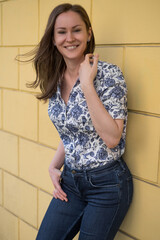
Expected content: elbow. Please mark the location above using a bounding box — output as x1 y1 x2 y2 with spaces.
103 136 121 149
107 142 119 149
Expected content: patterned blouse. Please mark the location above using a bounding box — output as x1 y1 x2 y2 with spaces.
48 61 128 170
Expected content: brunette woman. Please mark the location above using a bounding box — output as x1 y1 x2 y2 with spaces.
26 3 133 240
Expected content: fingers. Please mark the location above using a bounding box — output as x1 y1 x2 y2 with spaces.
55 182 67 198
92 53 99 66
49 168 68 202
53 182 68 202
53 189 68 202
85 53 93 63
85 53 99 65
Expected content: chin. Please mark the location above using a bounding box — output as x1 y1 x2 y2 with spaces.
64 53 84 61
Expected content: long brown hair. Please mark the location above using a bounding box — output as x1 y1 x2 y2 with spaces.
19 3 95 101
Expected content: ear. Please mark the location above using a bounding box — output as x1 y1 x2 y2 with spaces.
87 27 92 42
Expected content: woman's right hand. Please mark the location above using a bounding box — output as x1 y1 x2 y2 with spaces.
49 167 68 202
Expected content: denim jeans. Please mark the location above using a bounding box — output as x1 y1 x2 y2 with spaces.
36 158 133 240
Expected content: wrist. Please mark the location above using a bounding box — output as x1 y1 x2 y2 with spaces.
81 82 95 94
49 165 57 173
80 81 94 92
49 166 61 176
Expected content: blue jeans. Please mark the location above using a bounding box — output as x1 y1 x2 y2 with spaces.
36 158 133 240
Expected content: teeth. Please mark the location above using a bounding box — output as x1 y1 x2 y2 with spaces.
66 46 77 50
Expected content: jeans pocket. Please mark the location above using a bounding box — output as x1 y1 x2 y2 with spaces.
88 171 119 188
89 177 119 188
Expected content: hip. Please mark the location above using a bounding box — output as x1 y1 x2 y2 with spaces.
61 158 133 207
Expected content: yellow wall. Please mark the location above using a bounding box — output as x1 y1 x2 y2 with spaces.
0 0 160 239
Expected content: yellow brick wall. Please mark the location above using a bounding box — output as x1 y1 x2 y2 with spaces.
0 0 160 239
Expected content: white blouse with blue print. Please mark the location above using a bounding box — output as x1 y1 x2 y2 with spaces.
48 61 128 170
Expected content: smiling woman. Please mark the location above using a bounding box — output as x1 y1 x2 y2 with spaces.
20 4 95 102
19 3 133 240
54 11 92 64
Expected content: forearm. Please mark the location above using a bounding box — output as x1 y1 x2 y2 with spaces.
49 140 65 171
82 83 123 148
79 54 124 148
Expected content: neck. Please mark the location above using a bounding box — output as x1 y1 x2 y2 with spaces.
64 56 85 80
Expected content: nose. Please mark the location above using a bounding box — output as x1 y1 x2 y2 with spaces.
66 31 75 42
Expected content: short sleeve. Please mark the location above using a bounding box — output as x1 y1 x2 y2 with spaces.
100 64 127 120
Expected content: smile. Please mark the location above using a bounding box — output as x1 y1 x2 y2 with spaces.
65 45 79 50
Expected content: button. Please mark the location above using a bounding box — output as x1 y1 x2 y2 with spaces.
71 170 76 174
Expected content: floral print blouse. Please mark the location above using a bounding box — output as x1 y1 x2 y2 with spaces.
48 61 128 170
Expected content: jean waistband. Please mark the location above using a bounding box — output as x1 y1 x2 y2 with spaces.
64 157 124 175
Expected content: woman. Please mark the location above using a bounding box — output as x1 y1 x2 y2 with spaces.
29 3 133 240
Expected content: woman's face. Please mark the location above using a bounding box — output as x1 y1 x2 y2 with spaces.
54 11 91 63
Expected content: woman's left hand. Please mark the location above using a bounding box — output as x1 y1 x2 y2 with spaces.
79 53 99 89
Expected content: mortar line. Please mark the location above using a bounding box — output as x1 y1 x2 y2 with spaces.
18 218 20 240
157 137 160 184
2 168 41 191
18 136 20 177
1 89 3 129
2 169 4 206
37 100 39 142
20 217 38 231
122 46 126 73
95 43 160 47
0 128 58 151
1 3 3 45
128 109 160 118
133 175 160 188
1 168 53 195
119 229 140 240
17 48 20 90
37 188 39 229
0 86 40 95
0 45 37 48
2 205 38 230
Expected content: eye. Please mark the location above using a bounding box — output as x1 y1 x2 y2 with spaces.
57 31 66 34
74 28 81 32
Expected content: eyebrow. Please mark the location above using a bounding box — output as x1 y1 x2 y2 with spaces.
55 24 82 30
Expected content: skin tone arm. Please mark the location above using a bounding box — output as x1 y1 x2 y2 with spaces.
48 139 68 202
79 54 124 149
